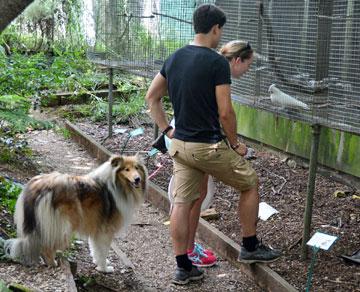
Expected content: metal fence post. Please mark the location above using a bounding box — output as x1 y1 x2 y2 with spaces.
255 0 263 96
108 67 114 138
301 124 321 259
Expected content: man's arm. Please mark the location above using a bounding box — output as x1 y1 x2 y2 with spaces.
145 73 172 134
216 84 247 156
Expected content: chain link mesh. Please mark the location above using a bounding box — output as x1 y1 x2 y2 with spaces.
88 0 360 134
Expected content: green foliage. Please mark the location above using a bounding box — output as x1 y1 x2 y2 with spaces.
49 72 148 122
56 127 71 139
0 176 22 214
1 0 86 53
76 275 96 289
0 95 30 111
0 128 32 162
24 0 57 22
0 110 52 133
0 52 98 97
0 279 11 291
57 88 147 123
0 93 52 133
92 91 146 122
0 47 148 128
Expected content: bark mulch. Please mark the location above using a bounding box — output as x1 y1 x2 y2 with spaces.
74 116 360 292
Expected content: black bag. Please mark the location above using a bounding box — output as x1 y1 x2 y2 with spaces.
152 134 167 154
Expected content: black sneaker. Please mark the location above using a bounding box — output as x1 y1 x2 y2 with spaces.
172 266 204 285
238 241 281 264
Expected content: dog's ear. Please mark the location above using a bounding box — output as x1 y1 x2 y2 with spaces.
110 155 124 167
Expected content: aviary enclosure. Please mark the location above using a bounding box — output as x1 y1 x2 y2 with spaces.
87 0 360 257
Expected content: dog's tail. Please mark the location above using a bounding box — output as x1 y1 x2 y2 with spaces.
4 236 41 265
6 190 45 265
11 187 73 265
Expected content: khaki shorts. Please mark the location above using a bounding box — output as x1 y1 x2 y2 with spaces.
169 138 258 204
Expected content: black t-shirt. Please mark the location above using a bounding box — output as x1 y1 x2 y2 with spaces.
160 45 231 143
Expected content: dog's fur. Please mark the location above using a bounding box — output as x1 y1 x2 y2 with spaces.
6 155 147 273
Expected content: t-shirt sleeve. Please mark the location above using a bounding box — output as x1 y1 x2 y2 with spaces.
160 62 167 79
214 56 231 85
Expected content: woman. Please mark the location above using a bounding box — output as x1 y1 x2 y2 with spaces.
173 40 255 268
220 40 254 78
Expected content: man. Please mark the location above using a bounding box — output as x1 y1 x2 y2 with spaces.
146 4 281 285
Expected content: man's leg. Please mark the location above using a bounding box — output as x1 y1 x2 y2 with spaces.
187 140 280 263
170 201 194 257
170 200 204 285
187 174 208 251
238 185 259 237
237 184 281 263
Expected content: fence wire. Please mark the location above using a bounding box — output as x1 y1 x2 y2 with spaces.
88 0 360 135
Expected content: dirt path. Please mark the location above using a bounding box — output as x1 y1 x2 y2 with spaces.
0 120 260 290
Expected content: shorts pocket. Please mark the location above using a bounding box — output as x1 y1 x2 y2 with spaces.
192 141 228 161
230 154 246 169
169 144 178 158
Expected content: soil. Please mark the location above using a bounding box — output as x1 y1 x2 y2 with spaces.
72 114 360 292
0 128 98 291
0 112 261 291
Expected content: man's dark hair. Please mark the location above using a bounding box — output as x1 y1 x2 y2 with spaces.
193 4 226 34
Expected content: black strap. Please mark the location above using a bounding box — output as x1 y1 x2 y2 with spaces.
162 125 173 135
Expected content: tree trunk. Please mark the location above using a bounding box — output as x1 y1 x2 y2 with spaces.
0 0 35 33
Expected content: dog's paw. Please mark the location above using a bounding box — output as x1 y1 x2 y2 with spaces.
96 265 114 273
93 259 110 265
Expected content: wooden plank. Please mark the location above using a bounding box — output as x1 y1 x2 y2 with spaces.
200 208 220 220
64 120 111 163
61 260 78 292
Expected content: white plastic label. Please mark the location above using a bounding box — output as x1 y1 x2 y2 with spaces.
307 232 338 251
258 202 279 221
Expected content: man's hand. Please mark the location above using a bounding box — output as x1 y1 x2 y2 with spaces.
234 142 247 156
166 128 175 139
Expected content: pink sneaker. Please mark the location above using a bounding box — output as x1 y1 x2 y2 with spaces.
195 242 215 256
187 243 217 267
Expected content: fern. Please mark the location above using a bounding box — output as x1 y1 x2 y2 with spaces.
0 95 30 112
0 110 52 133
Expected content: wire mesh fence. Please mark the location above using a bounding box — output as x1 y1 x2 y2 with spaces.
88 0 360 135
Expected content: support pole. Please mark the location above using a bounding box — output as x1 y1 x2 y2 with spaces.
255 0 263 96
301 124 321 259
108 67 114 138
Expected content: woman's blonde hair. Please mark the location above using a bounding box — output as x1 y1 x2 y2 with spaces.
219 40 253 62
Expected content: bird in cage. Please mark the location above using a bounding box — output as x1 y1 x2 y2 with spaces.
268 84 310 110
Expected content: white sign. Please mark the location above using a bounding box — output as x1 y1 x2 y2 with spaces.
258 202 279 221
114 128 127 134
130 128 144 137
307 232 338 251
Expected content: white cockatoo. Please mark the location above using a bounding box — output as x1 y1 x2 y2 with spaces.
268 84 310 110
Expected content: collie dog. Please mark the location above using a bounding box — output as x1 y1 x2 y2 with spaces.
5 155 147 273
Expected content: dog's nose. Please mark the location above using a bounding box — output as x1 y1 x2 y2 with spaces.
134 177 141 184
